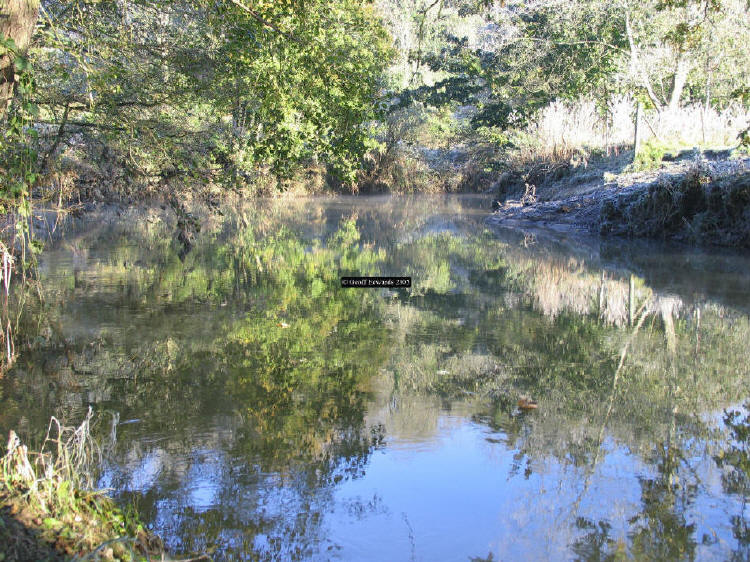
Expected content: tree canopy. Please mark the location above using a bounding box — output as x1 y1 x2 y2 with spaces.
388 0 750 124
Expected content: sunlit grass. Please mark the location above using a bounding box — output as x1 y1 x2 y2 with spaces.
0 410 162 561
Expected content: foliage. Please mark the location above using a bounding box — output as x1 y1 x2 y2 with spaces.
205 0 394 183
629 139 671 171
0 0 746 206
15 0 394 200
407 0 748 115
0 32 40 263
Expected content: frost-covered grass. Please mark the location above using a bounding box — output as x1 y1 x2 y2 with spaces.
0 410 165 561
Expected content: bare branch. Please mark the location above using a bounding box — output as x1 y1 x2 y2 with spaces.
625 9 664 111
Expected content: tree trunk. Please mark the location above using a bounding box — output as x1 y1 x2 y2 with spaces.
0 0 40 119
668 53 688 111
625 9 663 113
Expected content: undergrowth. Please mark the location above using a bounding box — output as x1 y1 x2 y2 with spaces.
0 409 168 561
600 162 750 247
628 140 672 172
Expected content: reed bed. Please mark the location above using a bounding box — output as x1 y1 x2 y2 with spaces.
522 98 749 163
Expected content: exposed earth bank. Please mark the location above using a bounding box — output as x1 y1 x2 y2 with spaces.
488 153 750 248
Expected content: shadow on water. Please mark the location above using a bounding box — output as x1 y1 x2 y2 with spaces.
1 195 749 560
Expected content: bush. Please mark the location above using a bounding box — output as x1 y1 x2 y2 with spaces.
629 140 670 172
1 410 166 561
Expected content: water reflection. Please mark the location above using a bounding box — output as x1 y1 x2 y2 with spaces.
1 195 749 560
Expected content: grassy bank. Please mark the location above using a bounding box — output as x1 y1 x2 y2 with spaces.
491 155 750 248
600 162 750 247
0 410 170 562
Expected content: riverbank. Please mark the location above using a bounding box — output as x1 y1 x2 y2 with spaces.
488 151 750 248
0 413 180 562
7 148 749 257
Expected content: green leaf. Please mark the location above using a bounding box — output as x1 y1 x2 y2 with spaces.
13 55 29 72
42 518 62 530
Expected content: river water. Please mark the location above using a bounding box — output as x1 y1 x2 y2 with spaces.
1 195 749 560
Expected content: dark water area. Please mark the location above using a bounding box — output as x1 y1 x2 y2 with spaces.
1 195 749 560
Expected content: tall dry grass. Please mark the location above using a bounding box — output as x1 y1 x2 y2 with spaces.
517 97 750 165
0 409 168 560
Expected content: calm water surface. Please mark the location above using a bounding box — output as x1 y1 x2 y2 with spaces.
2 195 749 560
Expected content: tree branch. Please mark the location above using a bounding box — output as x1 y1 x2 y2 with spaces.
625 9 664 112
227 0 298 42
41 101 70 171
36 119 125 131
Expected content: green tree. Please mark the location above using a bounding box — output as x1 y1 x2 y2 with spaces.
389 0 749 131
27 0 393 194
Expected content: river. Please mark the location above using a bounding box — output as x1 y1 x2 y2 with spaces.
1 195 749 560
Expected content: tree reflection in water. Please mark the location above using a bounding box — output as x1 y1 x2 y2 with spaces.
1 196 749 559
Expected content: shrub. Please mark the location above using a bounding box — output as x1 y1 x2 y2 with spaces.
629 140 670 172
